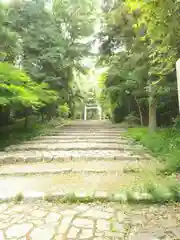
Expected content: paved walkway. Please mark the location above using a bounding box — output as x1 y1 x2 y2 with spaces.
0 121 153 200
0 120 179 239
0 202 180 240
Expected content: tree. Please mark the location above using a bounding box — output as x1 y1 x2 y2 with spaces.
7 0 96 118
0 3 18 63
0 62 57 127
99 0 180 130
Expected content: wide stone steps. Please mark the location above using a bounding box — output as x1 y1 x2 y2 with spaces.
52 129 125 133
0 121 146 165
44 133 122 137
5 142 139 151
0 172 139 198
0 120 154 203
0 158 144 201
0 160 139 176
37 135 123 140
0 150 140 164
22 139 130 144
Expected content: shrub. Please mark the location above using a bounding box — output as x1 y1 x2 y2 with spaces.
58 103 69 118
127 127 180 173
125 112 140 126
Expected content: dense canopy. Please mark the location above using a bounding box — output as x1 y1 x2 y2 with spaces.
0 0 97 125
98 0 180 131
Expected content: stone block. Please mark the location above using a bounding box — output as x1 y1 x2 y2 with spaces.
73 218 94 228
94 191 108 200
6 223 33 238
113 192 127 202
67 226 80 238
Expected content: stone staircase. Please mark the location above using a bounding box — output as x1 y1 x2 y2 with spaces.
0 120 150 202
0 121 146 163
0 121 178 240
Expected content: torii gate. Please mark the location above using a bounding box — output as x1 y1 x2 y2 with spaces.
84 104 102 120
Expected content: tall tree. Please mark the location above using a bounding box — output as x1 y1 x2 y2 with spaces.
99 0 180 130
7 0 96 117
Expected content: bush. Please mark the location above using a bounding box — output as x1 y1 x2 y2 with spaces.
125 112 139 126
58 103 69 118
127 127 180 173
142 175 180 202
173 116 180 130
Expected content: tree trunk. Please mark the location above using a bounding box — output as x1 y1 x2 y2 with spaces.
135 96 143 126
128 98 131 114
69 100 75 119
41 112 45 122
148 81 157 132
149 99 157 132
71 103 76 120
0 106 11 126
24 114 28 129
24 108 30 128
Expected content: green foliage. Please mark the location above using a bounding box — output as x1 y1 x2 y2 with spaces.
0 3 18 62
0 62 38 107
0 62 58 110
58 103 69 118
14 193 24 203
142 175 180 203
173 116 180 130
124 112 139 126
0 0 97 124
0 117 63 150
127 127 180 173
6 0 96 119
120 169 180 203
53 0 96 39
99 0 180 129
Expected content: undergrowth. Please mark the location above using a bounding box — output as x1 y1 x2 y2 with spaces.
0 117 67 150
125 127 180 203
127 127 180 174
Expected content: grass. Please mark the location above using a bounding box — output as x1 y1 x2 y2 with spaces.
0 117 68 150
14 193 24 203
126 127 180 174
44 193 95 204
123 126 180 203
41 176 180 204
131 174 180 203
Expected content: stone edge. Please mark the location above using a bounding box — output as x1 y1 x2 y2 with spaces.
0 190 174 204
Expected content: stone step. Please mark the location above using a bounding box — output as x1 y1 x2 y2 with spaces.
44 133 122 137
37 135 122 140
5 143 138 151
53 131 124 135
0 160 140 176
54 129 124 133
59 128 126 132
0 170 140 200
59 127 121 131
0 150 141 164
60 123 111 127
22 139 130 144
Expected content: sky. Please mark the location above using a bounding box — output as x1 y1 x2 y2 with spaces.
0 0 10 2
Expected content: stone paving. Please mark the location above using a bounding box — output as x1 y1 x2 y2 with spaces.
0 120 179 239
0 202 180 239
